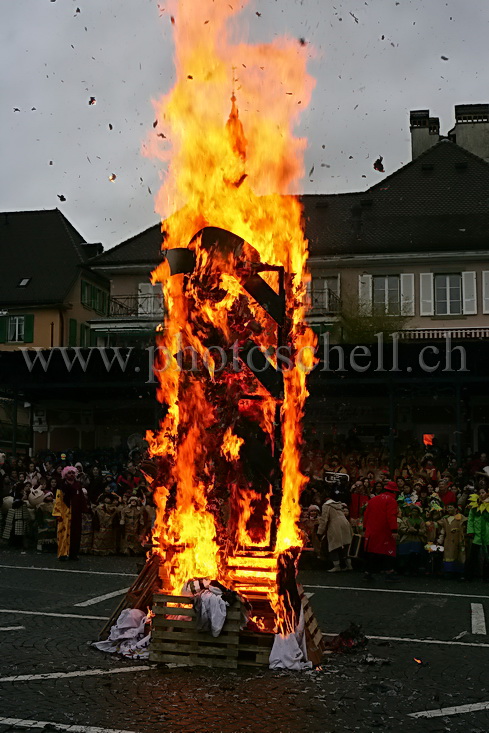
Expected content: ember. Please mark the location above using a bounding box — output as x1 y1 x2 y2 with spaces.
145 0 316 638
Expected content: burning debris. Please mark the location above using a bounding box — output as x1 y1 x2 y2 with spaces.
373 155 385 172
88 96 96 105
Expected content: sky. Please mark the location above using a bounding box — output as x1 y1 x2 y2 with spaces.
2 0 489 249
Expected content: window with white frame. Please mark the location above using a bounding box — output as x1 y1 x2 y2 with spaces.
308 275 339 312
8 315 25 342
434 274 462 315
372 275 401 315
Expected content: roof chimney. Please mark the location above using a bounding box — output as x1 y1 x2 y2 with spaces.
450 103 489 161
410 110 440 159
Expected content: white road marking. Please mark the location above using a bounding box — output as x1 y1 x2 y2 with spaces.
409 701 489 719
323 632 489 648
0 608 107 621
471 603 487 635
0 563 135 577
0 665 153 683
74 588 130 607
0 716 137 733
304 584 489 601
0 626 25 631
304 592 314 599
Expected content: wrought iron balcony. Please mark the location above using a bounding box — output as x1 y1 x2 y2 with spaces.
108 294 164 319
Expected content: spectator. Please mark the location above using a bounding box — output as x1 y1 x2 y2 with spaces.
363 481 400 581
317 489 353 572
53 466 90 561
465 486 489 580
438 504 466 578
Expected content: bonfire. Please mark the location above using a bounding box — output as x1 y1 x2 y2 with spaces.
145 0 316 640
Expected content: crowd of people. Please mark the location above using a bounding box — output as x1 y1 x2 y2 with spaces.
299 443 489 581
1 442 489 581
0 452 155 558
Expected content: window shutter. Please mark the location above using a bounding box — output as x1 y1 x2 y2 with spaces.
358 274 372 315
0 316 7 343
68 318 77 346
419 273 434 316
462 271 477 315
483 272 489 314
400 273 415 316
23 314 34 343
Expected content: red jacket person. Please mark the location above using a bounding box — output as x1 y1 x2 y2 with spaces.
363 481 400 579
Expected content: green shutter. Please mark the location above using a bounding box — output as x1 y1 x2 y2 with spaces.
69 318 77 346
0 316 7 343
23 314 34 343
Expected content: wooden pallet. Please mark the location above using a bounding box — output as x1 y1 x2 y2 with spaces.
99 553 161 640
150 592 276 668
150 592 243 668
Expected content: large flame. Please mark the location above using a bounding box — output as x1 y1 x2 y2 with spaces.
146 0 316 629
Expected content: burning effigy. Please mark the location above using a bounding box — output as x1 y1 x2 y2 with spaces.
137 0 320 668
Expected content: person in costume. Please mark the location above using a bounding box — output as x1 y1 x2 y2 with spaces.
398 504 427 574
317 490 353 572
437 504 466 577
362 480 400 580
35 491 57 552
119 495 146 555
92 493 118 555
349 481 369 521
53 466 90 561
465 486 489 580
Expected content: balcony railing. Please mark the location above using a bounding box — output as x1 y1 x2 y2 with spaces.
400 327 489 340
108 294 164 319
107 289 341 321
308 289 341 316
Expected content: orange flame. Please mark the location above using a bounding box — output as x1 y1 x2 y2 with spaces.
146 0 316 628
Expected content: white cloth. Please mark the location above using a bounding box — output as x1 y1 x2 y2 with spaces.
93 608 151 659
194 586 228 637
269 608 312 671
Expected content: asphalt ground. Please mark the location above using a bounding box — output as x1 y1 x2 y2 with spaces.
0 548 488 733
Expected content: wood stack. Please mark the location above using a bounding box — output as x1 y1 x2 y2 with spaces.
150 592 274 668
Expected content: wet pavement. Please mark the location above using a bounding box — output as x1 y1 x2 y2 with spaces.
1 549 488 733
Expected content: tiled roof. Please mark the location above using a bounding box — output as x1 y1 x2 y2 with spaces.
90 222 163 267
0 209 102 306
302 140 489 256
92 139 489 267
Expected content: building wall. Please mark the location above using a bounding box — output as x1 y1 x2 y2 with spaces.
0 273 109 350
0 307 61 351
310 258 489 332
109 272 152 298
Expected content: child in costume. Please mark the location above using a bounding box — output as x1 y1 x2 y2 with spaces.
92 493 118 555
119 495 145 555
398 504 427 574
437 504 466 577
36 491 57 552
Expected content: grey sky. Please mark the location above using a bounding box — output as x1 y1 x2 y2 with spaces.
1 0 489 248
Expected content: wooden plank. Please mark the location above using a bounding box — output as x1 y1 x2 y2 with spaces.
151 629 239 645
150 652 237 668
155 605 195 617
151 643 237 657
152 604 242 622
237 643 273 653
151 617 194 629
